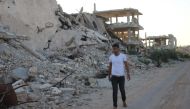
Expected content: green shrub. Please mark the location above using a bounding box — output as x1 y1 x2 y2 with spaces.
148 48 190 67
184 54 190 58
177 52 190 59
149 49 179 67
160 49 169 62
138 57 151 65
149 49 162 67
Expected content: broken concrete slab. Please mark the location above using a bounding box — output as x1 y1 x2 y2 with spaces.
10 67 29 81
40 83 52 90
51 87 62 95
28 66 38 78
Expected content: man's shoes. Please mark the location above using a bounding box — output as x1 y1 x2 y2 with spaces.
113 107 117 109
123 101 128 107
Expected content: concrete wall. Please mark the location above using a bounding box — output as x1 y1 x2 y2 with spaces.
0 0 59 50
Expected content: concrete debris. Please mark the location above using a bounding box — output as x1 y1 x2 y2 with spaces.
28 66 38 78
10 67 29 81
96 78 112 88
51 87 62 95
60 88 75 92
88 78 97 87
16 93 29 102
40 83 52 90
177 46 190 55
12 79 26 89
0 0 181 109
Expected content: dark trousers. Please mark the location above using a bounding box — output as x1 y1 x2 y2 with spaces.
111 76 126 107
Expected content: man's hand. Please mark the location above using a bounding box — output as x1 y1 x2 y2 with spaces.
127 73 130 81
108 75 111 81
124 61 130 81
108 62 112 81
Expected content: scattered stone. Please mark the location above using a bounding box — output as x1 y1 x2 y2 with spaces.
97 78 112 88
39 75 45 78
51 87 62 95
49 77 63 84
16 93 29 102
40 83 52 90
29 66 38 77
60 88 75 92
12 80 32 99
12 79 26 89
88 78 97 87
10 67 29 81
0 0 163 108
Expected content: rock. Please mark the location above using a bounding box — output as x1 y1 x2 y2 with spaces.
49 78 62 84
84 78 90 86
73 89 80 96
29 66 38 77
148 63 155 67
96 78 112 88
12 79 26 89
28 93 41 101
10 67 29 81
12 79 27 93
14 87 26 94
51 87 62 95
38 75 46 83
39 75 45 78
54 78 62 82
88 78 97 87
0 64 4 69
40 83 52 90
60 88 75 92
16 93 29 102
95 68 108 78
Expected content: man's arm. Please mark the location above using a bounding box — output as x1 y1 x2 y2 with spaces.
124 61 130 81
108 62 112 81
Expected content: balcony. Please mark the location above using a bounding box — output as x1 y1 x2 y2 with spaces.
108 22 143 31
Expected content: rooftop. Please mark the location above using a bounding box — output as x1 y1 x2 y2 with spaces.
109 22 144 32
146 35 170 40
94 8 142 18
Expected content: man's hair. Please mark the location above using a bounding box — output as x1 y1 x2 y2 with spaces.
112 43 119 48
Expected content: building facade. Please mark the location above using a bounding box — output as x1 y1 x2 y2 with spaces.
95 8 144 52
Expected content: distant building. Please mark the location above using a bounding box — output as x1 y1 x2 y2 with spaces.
95 8 144 52
142 34 177 49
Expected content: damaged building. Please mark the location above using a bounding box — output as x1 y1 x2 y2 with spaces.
0 0 180 108
0 0 113 108
94 7 144 53
142 34 177 49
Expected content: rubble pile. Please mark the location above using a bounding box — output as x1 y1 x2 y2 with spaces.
0 39 149 108
0 36 110 108
177 46 190 55
0 0 152 109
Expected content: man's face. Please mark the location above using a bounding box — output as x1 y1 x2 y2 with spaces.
112 47 120 55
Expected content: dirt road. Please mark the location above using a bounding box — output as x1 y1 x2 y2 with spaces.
68 61 190 109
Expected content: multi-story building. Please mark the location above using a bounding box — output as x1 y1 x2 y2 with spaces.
95 8 144 52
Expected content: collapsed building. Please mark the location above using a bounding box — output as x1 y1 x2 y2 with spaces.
0 0 110 55
0 0 113 108
94 7 144 53
0 0 178 108
0 0 145 108
142 34 177 49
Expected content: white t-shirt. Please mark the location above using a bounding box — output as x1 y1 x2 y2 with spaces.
109 53 127 76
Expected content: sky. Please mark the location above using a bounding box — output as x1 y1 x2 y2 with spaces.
57 0 190 46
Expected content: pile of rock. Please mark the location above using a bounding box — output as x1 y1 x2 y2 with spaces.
0 0 153 108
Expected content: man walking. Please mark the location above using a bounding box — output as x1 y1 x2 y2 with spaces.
108 43 130 109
